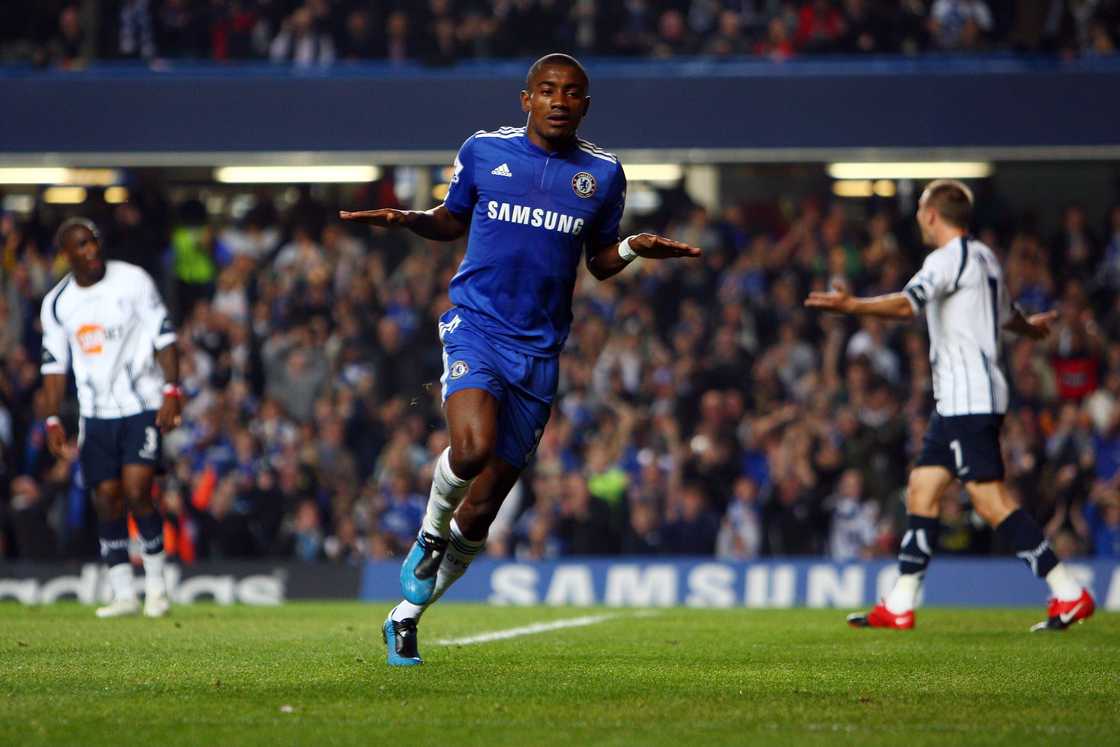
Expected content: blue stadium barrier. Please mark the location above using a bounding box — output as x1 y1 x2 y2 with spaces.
2 57 1117 153
360 558 1120 609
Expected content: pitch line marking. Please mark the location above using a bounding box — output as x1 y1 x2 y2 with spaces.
434 611 654 647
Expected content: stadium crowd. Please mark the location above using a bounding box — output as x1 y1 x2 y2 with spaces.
2 174 1120 565
1 0 1118 69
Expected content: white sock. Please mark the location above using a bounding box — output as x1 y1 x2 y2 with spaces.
392 518 485 623
884 573 922 615
392 601 425 622
142 551 167 597
421 448 472 539
107 563 137 602
1045 563 1082 602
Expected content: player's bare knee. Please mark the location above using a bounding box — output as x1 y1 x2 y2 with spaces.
905 475 939 515
965 482 1009 526
449 438 492 479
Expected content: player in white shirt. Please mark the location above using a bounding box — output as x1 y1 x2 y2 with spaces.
39 218 183 619
806 180 1094 632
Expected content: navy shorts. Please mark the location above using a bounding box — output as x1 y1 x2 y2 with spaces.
438 308 558 469
79 410 162 488
915 412 1005 482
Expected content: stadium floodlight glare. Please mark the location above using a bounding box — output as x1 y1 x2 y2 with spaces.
827 162 993 180
214 166 381 183
105 186 129 204
832 180 874 198
43 186 88 204
623 164 684 183
0 168 121 185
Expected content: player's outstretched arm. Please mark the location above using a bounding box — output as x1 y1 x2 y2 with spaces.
155 344 182 432
40 373 68 458
1003 309 1057 340
585 233 702 281
339 205 467 242
804 280 915 320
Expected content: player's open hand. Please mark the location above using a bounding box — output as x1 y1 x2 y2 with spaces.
805 280 853 314
45 422 67 459
629 233 702 259
1025 310 1059 340
338 208 416 228
156 395 182 433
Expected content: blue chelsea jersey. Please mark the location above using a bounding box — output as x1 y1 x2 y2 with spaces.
442 126 627 356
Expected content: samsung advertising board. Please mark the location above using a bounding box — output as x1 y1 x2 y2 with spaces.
362 559 1120 610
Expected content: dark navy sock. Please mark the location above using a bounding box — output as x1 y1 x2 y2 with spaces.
898 514 940 577
995 509 1059 578
98 518 130 566
134 511 164 555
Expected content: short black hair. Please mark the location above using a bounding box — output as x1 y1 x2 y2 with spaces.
54 217 100 249
922 179 973 230
525 53 589 90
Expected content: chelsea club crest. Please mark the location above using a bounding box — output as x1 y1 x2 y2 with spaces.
571 171 596 198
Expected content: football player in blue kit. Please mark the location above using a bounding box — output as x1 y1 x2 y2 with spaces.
341 53 702 665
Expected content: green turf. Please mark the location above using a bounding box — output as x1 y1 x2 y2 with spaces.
0 603 1116 746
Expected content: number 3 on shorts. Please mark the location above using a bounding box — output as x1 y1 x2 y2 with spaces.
949 439 964 472
140 426 158 460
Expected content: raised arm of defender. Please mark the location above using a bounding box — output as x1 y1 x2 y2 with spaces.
805 279 1058 340
1002 308 1058 340
339 205 468 242
804 280 916 320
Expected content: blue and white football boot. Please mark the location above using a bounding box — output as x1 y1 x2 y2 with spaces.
400 531 447 605
382 610 423 667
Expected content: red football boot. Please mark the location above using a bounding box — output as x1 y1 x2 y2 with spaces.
1030 588 1095 632
847 601 915 630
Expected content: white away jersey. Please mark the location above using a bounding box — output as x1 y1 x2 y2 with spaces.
903 236 1012 416
40 260 176 419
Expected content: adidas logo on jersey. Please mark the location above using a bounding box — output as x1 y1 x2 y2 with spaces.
490 163 513 177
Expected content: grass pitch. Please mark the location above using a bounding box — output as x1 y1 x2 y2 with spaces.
1 603 1117 746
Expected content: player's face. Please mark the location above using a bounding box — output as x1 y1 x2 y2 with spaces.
62 226 104 279
915 194 936 247
521 65 590 144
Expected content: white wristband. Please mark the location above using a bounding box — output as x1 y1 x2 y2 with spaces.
618 235 638 262
45 415 62 430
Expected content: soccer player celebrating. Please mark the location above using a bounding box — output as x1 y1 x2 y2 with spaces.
39 218 182 618
342 53 701 665
805 180 1093 632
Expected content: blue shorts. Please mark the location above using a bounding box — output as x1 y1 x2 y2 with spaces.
915 412 1005 483
438 308 558 468
79 411 162 488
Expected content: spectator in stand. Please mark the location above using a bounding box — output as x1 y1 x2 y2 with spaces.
287 499 324 562
337 7 382 61
1078 490 1120 557
155 0 209 58
651 8 698 57
117 0 157 60
558 473 615 554
929 0 993 50
796 0 846 52
755 16 796 60
703 9 750 57
42 4 90 69
716 476 762 560
839 0 889 53
825 469 877 560
170 199 220 323
664 483 720 555
269 5 335 68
